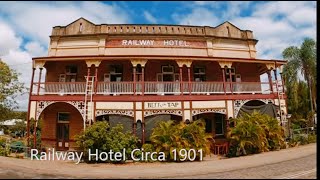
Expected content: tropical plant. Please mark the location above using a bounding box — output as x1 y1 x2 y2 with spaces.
227 111 286 157
282 38 317 115
150 119 213 161
75 121 139 163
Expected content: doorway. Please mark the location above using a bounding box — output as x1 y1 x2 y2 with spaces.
56 112 70 151
56 123 69 151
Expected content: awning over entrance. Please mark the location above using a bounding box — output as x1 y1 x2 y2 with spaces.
238 103 279 118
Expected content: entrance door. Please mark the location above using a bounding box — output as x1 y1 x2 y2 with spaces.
56 112 70 151
57 123 69 151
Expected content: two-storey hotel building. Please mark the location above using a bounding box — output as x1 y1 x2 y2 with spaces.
27 18 287 151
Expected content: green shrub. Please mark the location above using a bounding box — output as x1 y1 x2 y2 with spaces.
307 134 317 143
0 137 10 156
150 119 213 162
227 111 286 157
288 134 316 147
133 143 157 162
29 130 41 150
75 121 139 163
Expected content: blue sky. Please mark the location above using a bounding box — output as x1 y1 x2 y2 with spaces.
0 1 317 110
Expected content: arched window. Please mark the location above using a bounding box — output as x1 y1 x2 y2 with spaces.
79 23 83 32
226 26 231 37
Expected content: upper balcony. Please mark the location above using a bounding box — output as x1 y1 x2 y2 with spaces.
30 59 285 100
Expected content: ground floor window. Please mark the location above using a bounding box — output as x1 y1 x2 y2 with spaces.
194 113 225 137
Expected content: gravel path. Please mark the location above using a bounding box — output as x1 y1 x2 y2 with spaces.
0 143 316 179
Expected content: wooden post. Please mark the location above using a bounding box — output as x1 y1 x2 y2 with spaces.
179 67 183 95
133 67 136 95
94 67 98 94
37 68 43 95
142 67 145 95
188 67 191 95
27 68 36 147
133 122 137 136
280 72 285 93
142 122 145 144
222 67 226 95
267 70 274 93
33 119 37 149
229 68 233 94
273 69 278 92
87 67 91 77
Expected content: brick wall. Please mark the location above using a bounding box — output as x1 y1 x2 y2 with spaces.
233 62 260 82
40 102 83 148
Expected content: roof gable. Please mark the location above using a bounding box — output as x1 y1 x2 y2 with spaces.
65 17 96 35
214 21 243 38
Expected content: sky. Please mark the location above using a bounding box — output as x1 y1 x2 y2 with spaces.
0 1 317 111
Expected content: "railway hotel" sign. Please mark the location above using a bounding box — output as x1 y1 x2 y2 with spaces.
106 39 207 48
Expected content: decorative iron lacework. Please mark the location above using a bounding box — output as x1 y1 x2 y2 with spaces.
36 101 85 120
233 99 273 118
144 110 183 117
96 109 134 117
192 108 226 116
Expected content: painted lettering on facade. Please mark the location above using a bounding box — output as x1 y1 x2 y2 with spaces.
121 40 189 47
146 102 181 109
106 39 206 48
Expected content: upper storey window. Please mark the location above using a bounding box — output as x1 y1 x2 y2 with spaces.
108 64 123 82
59 65 77 82
194 66 206 82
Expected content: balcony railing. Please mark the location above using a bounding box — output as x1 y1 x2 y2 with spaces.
96 82 134 95
32 81 274 96
32 82 86 95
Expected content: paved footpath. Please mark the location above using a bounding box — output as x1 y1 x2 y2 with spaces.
0 143 317 179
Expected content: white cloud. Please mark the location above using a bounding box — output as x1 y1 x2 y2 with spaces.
0 1 131 111
177 1 316 59
144 11 158 24
24 41 47 57
0 21 22 55
190 1 252 20
0 1 130 46
172 7 220 26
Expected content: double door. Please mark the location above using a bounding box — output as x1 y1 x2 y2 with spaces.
56 123 69 151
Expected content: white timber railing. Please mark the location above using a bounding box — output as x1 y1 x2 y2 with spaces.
31 81 275 95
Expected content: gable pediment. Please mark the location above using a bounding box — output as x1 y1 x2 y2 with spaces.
214 21 243 38
65 18 96 35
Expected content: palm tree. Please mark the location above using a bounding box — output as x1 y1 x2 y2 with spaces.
282 38 317 113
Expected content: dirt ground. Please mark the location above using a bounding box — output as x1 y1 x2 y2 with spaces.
0 143 316 179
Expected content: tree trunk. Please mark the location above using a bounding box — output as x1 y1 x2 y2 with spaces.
308 76 314 113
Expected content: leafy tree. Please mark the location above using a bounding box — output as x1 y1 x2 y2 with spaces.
75 121 139 163
0 60 25 121
282 38 317 114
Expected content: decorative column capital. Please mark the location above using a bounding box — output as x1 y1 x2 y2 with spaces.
279 65 284 74
86 60 102 67
131 59 148 67
176 59 193 68
33 60 46 69
266 63 275 70
218 61 232 68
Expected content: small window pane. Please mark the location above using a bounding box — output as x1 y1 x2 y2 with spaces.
58 113 70 123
